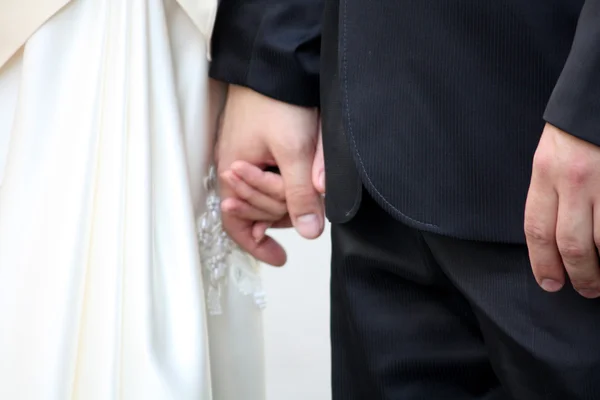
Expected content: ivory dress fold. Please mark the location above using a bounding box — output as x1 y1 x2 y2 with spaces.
0 0 265 399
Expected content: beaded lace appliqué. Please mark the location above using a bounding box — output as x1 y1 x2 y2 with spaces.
197 166 267 315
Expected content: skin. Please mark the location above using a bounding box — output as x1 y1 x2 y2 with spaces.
221 97 600 301
525 123 600 299
216 85 324 266
229 117 600 300
223 126 325 243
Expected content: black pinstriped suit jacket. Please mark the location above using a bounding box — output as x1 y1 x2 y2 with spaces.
210 0 600 243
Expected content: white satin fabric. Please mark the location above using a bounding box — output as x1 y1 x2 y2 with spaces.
0 0 265 399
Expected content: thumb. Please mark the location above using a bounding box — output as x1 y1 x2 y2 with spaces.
277 149 324 240
312 125 325 194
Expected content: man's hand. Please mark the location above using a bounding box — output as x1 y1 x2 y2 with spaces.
312 124 326 195
525 123 600 298
217 85 324 266
229 125 326 242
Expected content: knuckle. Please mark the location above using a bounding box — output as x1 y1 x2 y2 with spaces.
570 278 600 292
532 152 552 175
524 220 553 246
556 238 589 261
565 163 592 186
285 185 318 209
286 185 315 201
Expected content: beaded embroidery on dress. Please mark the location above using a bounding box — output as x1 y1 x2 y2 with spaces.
198 166 267 315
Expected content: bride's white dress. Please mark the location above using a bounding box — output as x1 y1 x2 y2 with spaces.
0 0 265 399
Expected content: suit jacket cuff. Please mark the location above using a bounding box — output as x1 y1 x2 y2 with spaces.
209 47 320 108
209 2 321 108
543 1 600 146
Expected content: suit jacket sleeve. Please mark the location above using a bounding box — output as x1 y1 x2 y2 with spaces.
544 1 600 145
209 0 323 107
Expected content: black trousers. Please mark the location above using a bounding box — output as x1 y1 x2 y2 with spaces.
330 191 600 400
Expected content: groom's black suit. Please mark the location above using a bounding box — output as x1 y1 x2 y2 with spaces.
211 0 600 398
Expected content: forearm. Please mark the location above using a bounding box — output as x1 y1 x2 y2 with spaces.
544 0 600 144
209 0 323 107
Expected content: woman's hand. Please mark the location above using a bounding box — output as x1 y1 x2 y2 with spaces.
221 126 325 245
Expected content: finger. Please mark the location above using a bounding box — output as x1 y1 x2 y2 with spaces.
312 125 325 194
252 222 271 242
221 198 286 222
219 181 287 265
222 170 287 217
252 216 294 242
220 213 287 267
270 216 293 229
214 86 289 266
230 161 286 202
274 147 324 240
556 194 600 298
524 175 564 292
593 201 600 270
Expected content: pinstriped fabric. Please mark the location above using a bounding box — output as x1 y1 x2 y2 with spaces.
331 192 600 400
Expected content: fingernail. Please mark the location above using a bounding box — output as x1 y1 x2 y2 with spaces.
319 170 325 192
296 214 321 238
577 289 600 299
540 279 563 292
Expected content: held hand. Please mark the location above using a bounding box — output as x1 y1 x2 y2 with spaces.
217 85 324 265
221 162 288 223
225 126 325 242
222 161 292 241
525 123 600 298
